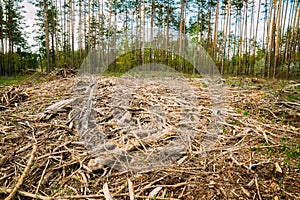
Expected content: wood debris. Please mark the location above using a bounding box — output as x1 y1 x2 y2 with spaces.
0 76 299 199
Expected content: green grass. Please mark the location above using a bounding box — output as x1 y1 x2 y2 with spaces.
253 137 300 172
102 71 124 77
0 72 46 87
286 94 299 102
0 76 27 86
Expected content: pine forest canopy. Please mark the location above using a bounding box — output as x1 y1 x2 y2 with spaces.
0 0 299 79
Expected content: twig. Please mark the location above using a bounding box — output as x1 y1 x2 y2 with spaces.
35 159 50 194
136 196 179 200
1 188 52 200
0 188 106 199
128 178 135 200
5 144 37 200
255 177 262 200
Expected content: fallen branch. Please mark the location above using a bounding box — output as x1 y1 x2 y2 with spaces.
0 188 105 200
255 177 262 200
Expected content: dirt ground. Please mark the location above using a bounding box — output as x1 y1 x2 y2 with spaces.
0 73 299 199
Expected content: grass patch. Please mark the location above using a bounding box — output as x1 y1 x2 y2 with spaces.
0 76 27 86
102 71 124 77
0 72 47 87
285 94 299 102
253 137 300 172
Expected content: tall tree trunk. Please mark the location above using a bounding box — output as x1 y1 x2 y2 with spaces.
70 0 75 67
178 0 184 68
252 0 261 76
101 0 105 67
213 0 219 60
44 0 51 72
207 0 212 53
273 0 283 79
62 0 66 63
150 0 155 70
268 0 276 78
233 14 238 74
97 0 101 50
265 0 273 78
50 1 55 68
123 6 128 71
248 0 254 75
238 4 245 75
286 1 298 78
141 1 145 65
292 5 300 61
83 1 87 57
107 0 113 68
280 0 288 66
67 0 70 62
244 0 248 75
164 0 169 66
54 0 60 67
221 0 230 75
78 0 82 64
87 0 91 51
0 0 3 76
51 27 55 67
227 11 231 74
114 12 117 70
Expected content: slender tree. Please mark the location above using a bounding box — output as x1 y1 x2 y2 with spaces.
43 0 51 72
221 0 230 75
273 0 283 79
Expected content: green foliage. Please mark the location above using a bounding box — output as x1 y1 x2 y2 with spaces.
104 48 199 75
253 137 300 173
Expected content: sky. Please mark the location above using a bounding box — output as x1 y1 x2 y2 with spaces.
21 0 38 51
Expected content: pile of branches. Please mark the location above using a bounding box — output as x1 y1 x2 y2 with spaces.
0 85 33 111
0 76 299 199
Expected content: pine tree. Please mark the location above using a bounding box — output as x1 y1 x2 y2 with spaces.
3 0 27 75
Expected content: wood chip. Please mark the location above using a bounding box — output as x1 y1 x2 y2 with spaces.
103 183 113 200
128 178 135 200
274 162 282 173
147 186 162 200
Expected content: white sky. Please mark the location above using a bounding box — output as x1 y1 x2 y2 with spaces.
21 0 38 51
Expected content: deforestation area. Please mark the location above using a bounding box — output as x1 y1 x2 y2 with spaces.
0 70 299 199
0 0 300 199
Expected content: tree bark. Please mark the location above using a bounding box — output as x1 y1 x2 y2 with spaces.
178 0 184 67
273 0 283 79
78 0 82 64
252 0 261 76
213 0 219 60
44 0 51 72
0 0 3 75
264 0 273 78
221 0 230 75
70 0 75 67
150 0 155 70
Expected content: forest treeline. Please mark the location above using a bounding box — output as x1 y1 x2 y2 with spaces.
0 0 299 79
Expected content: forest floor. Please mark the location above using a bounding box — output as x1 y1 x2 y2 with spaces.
0 70 299 199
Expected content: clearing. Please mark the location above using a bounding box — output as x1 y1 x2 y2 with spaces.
0 72 299 199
